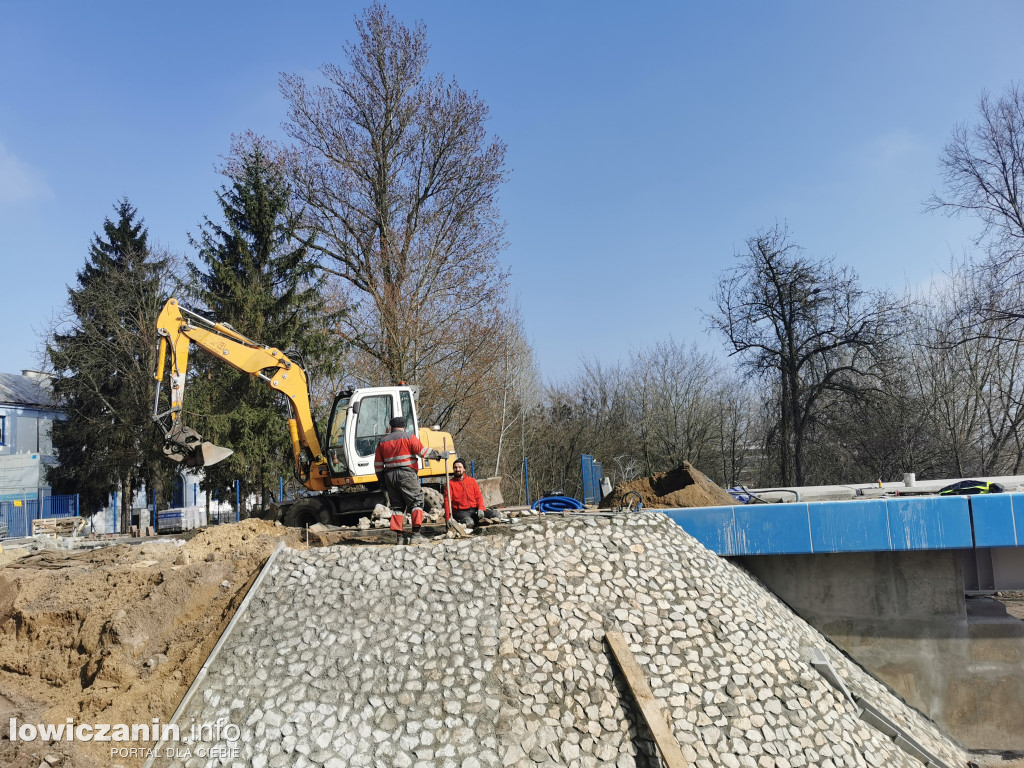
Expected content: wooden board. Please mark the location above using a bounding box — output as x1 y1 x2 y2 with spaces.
605 630 691 768
478 476 504 508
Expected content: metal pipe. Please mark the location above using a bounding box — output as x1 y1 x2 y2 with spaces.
748 488 801 502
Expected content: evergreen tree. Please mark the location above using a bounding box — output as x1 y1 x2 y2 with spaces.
188 134 340 515
47 199 171 530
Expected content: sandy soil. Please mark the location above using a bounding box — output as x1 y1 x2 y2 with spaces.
0 519 303 768
994 591 1024 622
604 461 736 509
0 546 31 567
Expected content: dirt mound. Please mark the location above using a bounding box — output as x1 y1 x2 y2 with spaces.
0 518 303 768
0 546 30 567
605 461 735 508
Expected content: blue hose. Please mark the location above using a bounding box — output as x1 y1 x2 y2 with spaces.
531 496 585 513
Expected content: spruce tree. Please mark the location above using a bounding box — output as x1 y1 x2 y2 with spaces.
47 199 170 530
188 135 340 515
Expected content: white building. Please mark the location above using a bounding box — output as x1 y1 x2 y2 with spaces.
0 370 58 504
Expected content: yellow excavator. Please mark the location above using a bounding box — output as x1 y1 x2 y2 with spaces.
152 298 457 527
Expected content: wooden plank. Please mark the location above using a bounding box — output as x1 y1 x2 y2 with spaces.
32 517 85 538
605 630 691 768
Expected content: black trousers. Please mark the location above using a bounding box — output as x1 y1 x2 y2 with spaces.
382 467 425 514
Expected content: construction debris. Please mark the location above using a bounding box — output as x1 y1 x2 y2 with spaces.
0 507 1001 767
604 461 736 509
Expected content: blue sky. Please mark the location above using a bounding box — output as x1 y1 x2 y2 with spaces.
1 1 1018 381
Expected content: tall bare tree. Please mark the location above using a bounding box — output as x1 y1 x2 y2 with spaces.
928 83 1024 269
280 2 511 428
707 224 901 485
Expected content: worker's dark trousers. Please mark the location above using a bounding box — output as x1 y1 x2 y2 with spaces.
452 509 478 526
383 467 425 533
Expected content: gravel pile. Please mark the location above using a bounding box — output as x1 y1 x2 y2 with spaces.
156 513 966 768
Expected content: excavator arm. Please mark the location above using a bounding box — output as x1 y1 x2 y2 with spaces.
152 298 328 487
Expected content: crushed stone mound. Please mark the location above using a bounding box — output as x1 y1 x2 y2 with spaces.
0 518 304 768
605 461 735 508
160 514 966 768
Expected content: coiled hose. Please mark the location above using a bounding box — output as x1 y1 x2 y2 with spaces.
531 496 585 513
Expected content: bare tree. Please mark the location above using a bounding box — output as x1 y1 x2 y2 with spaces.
516 342 757 499
707 224 901 485
928 83 1024 269
910 265 1024 476
624 340 724 475
491 312 537 477
711 374 757 488
280 3 511 427
440 306 538 486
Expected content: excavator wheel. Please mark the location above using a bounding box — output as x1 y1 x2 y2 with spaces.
422 487 445 517
281 497 333 529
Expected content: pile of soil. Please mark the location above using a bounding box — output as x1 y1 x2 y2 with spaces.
0 518 304 768
604 461 735 509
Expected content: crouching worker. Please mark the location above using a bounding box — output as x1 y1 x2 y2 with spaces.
444 458 488 529
374 416 449 544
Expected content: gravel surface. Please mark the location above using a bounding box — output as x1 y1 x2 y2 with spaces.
157 513 968 768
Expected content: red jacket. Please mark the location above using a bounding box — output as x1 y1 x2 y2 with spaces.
444 474 485 512
374 430 430 473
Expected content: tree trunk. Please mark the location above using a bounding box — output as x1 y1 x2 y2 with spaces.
120 476 131 534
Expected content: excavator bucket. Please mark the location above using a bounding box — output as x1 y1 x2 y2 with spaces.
162 422 234 468
190 441 234 468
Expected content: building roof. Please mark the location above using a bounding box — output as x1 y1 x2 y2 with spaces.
0 372 56 409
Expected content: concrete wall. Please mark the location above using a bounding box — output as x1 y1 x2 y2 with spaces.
735 550 1024 750
992 547 1024 590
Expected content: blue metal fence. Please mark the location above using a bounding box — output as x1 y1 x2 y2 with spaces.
44 494 79 518
581 454 603 506
0 494 80 539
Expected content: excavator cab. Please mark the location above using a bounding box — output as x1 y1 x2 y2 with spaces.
324 386 419 480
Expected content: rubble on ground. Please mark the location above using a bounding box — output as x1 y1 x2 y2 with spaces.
158 513 966 768
604 461 736 509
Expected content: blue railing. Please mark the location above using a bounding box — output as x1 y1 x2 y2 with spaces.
666 493 1004 556
0 494 80 539
43 494 79 518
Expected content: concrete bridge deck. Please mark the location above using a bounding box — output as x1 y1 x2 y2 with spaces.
667 492 1024 556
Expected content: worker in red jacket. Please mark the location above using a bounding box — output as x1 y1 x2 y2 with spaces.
443 458 488 528
374 416 448 543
